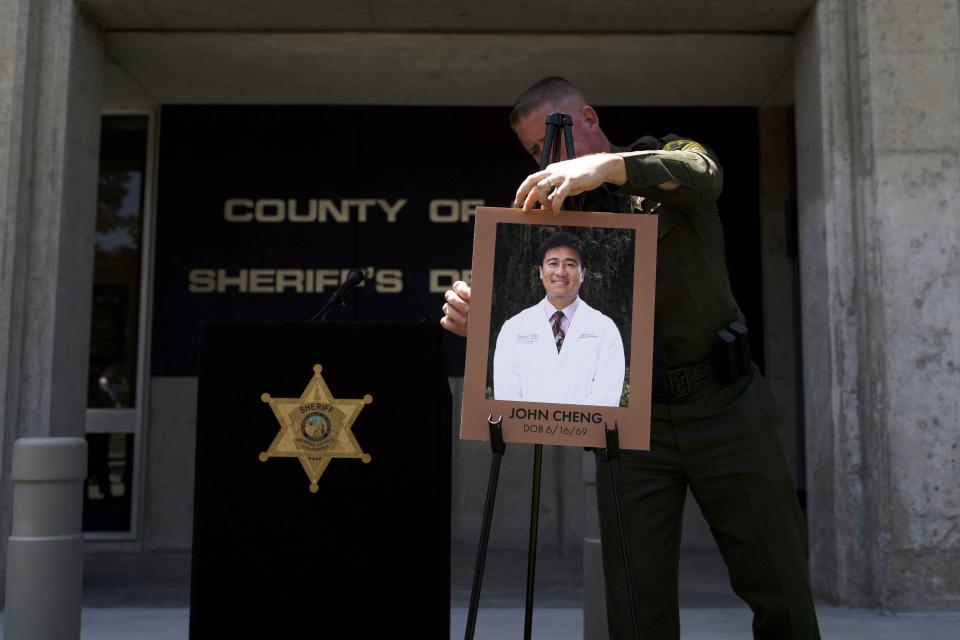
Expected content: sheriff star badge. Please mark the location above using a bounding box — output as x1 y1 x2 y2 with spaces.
259 365 372 493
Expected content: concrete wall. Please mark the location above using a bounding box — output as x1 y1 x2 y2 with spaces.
759 106 804 488
795 0 960 610
0 0 103 601
142 377 197 551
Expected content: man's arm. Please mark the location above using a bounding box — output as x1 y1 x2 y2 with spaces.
614 141 722 208
513 153 678 214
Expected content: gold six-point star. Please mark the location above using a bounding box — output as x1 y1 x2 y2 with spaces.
260 365 373 493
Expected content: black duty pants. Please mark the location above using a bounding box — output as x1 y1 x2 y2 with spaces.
595 367 820 639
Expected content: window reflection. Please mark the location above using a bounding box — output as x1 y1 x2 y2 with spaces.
87 117 147 409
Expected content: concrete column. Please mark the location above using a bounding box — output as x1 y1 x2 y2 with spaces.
0 0 104 602
581 451 607 639
794 0 960 609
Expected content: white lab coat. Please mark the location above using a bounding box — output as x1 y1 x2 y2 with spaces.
493 299 625 406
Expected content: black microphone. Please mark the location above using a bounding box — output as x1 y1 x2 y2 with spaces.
310 268 366 322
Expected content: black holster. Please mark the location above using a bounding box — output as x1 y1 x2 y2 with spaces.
713 321 752 385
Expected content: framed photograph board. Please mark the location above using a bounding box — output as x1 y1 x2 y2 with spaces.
461 206 658 451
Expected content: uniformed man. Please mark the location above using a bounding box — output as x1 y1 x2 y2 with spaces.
442 77 820 639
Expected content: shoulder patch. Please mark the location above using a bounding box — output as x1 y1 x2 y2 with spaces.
662 139 707 155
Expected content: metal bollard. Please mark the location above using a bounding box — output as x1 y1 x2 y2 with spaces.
4 437 87 640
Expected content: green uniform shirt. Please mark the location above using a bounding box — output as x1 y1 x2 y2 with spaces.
612 142 745 369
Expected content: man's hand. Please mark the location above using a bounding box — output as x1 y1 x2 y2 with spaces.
513 153 627 214
440 281 471 337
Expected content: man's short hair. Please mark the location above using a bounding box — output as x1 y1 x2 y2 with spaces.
536 232 588 270
509 76 584 129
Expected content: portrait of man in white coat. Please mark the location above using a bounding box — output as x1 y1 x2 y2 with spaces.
493 232 626 406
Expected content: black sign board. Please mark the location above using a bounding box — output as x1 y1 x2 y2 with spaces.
152 105 763 376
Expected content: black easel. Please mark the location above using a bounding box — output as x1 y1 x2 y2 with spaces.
539 112 583 212
464 416 505 640
464 112 642 640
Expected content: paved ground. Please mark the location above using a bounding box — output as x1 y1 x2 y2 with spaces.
456 608 960 639
4 605 957 639
1 549 957 638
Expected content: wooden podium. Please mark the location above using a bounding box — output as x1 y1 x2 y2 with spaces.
189 322 451 638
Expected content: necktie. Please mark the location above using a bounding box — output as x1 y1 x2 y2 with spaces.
551 310 565 352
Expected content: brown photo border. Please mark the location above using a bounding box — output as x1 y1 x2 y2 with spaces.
461 206 658 451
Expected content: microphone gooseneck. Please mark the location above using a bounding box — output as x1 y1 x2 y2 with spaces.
309 268 366 322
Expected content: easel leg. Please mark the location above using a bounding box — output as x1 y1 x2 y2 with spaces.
605 422 643 640
523 443 543 640
464 416 506 640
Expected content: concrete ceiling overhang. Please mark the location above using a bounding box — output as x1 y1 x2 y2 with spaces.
83 0 814 33
104 32 794 106
90 1 809 107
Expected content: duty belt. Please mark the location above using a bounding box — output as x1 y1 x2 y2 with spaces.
652 358 718 402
